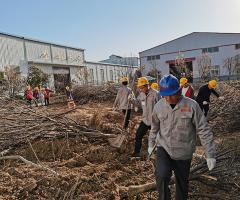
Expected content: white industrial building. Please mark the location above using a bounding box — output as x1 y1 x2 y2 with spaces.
100 54 139 67
139 32 240 82
0 32 133 91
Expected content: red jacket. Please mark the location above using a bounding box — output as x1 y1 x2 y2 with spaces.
44 88 51 98
25 89 33 100
182 85 195 99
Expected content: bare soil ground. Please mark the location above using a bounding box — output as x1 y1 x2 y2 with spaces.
0 81 239 200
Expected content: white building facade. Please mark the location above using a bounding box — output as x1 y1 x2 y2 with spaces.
139 32 240 82
0 32 133 90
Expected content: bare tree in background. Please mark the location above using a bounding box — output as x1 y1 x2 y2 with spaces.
4 65 26 97
223 54 240 79
197 53 212 81
174 51 192 79
75 67 90 85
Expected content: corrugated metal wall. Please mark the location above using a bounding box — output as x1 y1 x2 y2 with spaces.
0 35 25 70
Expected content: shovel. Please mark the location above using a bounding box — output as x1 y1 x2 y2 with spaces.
108 103 130 148
108 75 137 148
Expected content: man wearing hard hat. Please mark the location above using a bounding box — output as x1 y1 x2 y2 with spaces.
151 82 159 92
131 77 158 158
149 74 216 200
180 78 195 99
196 80 224 116
113 77 133 129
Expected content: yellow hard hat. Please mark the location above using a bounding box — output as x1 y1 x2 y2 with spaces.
208 80 217 89
137 77 149 87
180 78 188 87
151 82 158 90
120 77 128 83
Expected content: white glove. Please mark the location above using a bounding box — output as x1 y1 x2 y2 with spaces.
206 158 216 171
148 147 154 155
128 93 135 100
219 96 224 100
134 107 138 112
203 101 208 105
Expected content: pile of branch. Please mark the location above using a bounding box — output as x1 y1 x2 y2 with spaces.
121 138 240 199
209 81 240 134
72 83 118 104
0 97 116 155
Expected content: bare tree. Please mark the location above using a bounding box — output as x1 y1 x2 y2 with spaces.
4 65 26 97
75 67 90 85
197 53 212 81
223 54 240 78
174 51 192 79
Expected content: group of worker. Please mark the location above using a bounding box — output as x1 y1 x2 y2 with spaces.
25 85 52 107
113 74 224 200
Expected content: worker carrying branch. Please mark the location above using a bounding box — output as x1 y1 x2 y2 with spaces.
131 77 158 158
149 74 216 200
196 80 224 116
113 77 134 129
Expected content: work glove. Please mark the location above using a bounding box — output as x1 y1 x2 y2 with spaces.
128 94 134 100
134 107 138 112
203 101 208 105
219 96 224 101
206 158 216 171
148 146 154 155
112 107 116 111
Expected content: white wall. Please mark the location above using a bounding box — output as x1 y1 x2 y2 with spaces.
0 35 25 71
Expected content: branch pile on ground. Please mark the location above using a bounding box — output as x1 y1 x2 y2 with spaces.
72 83 118 104
120 137 240 199
0 97 115 155
209 81 240 134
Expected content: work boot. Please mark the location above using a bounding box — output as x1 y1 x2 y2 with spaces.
131 152 141 159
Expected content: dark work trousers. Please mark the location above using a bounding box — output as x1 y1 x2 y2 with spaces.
45 97 49 106
134 121 151 153
155 147 192 200
198 103 209 117
122 109 131 129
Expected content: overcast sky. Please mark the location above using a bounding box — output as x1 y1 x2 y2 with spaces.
0 0 240 61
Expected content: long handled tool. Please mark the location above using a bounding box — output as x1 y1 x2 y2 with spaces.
146 143 157 161
108 75 137 148
108 92 133 148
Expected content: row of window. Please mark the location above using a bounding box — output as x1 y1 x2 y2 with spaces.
147 44 240 61
202 44 240 53
202 47 219 53
88 68 117 83
147 55 160 61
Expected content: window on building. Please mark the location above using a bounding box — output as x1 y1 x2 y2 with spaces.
110 70 114 81
147 55 160 61
210 65 220 77
202 47 219 53
100 69 105 83
0 71 4 80
89 69 94 83
235 44 240 50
